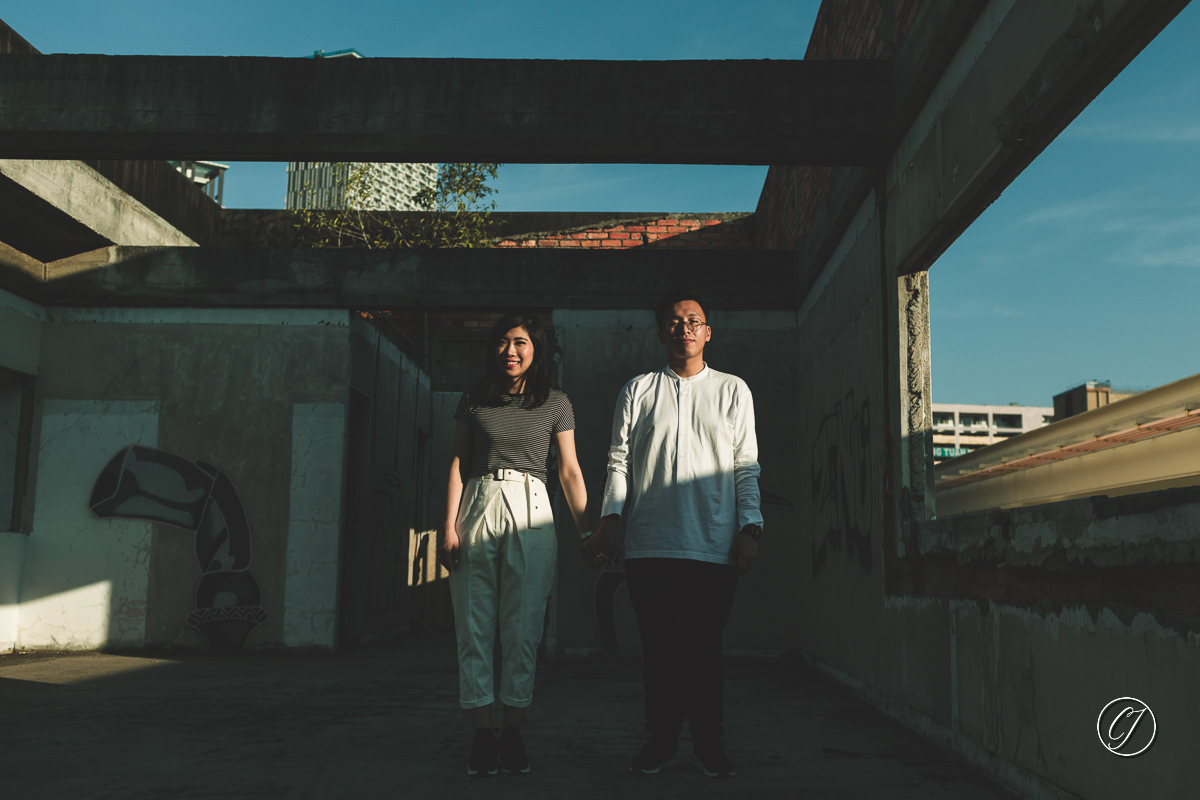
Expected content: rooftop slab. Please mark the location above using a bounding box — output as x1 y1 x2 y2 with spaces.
0 634 1019 799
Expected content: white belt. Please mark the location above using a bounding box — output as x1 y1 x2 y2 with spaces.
478 469 548 529
488 468 528 483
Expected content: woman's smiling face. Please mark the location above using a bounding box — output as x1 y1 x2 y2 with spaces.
496 325 534 387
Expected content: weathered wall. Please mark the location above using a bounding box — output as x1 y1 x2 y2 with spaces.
283 401 346 649
0 287 39 651
14 307 351 650
21 399 159 648
0 530 23 648
340 317 434 646
915 490 1200 798
775 1 1200 798
0 283 42 378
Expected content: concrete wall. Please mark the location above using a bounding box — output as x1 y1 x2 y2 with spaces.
6 304 353 651
0 287 39 651
767 2 1200 798
0 531 25 649
283 401 346 649
339 317 434 646
23 398 159 648
916 489 1200 798
552 308 802 653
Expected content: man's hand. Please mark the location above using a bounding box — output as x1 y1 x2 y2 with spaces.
439 527 461 572
731 525 759 575
581 514 619 570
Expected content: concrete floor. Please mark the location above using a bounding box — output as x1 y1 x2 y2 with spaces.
1 634 1018 800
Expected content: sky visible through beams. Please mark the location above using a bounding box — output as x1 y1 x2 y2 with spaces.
7 1 1200 408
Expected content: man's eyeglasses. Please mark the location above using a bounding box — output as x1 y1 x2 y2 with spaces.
663 319 707 333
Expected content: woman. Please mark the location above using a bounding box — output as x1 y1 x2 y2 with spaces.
441 311 590 777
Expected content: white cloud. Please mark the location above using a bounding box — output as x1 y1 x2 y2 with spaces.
934 303 1030 320
1021 193 1130 225
1115 243 1200 269
1066 121 1200 144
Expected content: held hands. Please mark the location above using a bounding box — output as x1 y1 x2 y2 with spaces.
731 525 759 575
581 515 619 570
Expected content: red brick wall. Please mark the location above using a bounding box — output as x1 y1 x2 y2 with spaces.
805 0 890 60
495 216 752 250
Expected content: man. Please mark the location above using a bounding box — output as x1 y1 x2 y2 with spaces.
582 287 762 779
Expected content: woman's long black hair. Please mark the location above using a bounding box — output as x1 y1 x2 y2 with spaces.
469 311 553 408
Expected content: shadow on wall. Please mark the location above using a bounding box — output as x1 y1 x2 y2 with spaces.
407 528 453 632
89 445 268 649
810 392 874 578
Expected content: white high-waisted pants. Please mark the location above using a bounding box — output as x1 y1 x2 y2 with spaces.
449 469 557 709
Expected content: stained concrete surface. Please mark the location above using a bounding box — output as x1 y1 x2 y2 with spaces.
0 634 1018 799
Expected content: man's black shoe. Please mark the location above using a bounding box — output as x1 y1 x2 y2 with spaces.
694 737 736 778
467 728 498 777
629 735 678 774
498 726 531 774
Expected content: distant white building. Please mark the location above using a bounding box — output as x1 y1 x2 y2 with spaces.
931 402 1055 462
286 161 439 211
284 48 438 212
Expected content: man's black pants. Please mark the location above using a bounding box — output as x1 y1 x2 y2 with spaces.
624 557 738 742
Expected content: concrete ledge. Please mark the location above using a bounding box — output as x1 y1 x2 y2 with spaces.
920 487 1200 569
0 160 197 262
1 246 797 310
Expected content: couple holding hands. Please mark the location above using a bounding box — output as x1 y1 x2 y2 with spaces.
440 288 763 779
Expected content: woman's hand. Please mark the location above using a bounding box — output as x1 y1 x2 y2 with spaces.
440 527 461 572
440 420 470 574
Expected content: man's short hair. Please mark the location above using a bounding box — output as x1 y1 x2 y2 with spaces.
654 287 711 329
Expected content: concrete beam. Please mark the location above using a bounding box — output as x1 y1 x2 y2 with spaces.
0 160 197 262
3 246 796 309
0 56 890 165
887 0 1192 275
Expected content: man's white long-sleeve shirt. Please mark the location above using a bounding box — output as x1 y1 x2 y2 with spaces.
600 364 762 564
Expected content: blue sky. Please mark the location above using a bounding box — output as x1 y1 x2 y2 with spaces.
5 1 1198 406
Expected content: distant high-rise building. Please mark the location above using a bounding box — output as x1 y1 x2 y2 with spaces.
286 161 438 211
285 48 438 212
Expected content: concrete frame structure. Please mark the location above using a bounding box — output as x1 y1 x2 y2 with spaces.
2 2 1198 798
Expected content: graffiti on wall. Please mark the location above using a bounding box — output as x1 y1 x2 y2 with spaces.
810 393 875 577
90 445 268 649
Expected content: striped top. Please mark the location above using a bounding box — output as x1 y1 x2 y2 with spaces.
455 389 575 485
